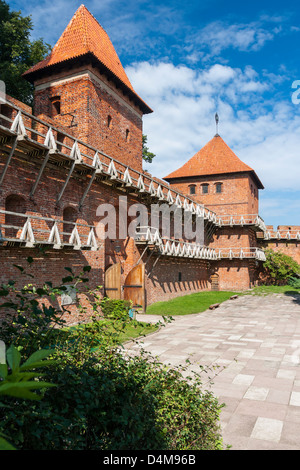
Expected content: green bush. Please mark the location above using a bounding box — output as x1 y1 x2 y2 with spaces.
0 261 224 450
287 276 300 289
0 344 57 450
100 298 131 320
262 249 300 285
0 350 224 450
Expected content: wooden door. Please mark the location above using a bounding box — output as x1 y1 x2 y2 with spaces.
211 273 219 291
104 263 121 299
123 263 145 312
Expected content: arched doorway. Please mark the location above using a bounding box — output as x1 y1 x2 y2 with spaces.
210 272 219 291
123 263 145 312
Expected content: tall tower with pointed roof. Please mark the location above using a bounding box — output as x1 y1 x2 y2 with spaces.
23 4 152 171
164 134 264 216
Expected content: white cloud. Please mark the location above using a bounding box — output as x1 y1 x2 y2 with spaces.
126 61 300 203
188 19 281 61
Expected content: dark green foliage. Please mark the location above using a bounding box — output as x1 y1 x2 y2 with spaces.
287 276 300 289
0 0 51 105
0 344 57 449
262 249 300 284
0 354 163 450
100 298 131 320
0 350 224 450
0 261 224 450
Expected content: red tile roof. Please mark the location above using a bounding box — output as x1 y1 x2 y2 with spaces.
164 134 264 188
23 4 152 114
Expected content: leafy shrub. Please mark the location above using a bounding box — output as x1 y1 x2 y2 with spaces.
0 349 224 450
100 298 131 320
262 249 300 285
287 276 300 289
0 344 57 450
0 262 224 450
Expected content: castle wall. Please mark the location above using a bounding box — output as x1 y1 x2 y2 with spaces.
213 259 258 291
0 139 212 321
145 257 210 305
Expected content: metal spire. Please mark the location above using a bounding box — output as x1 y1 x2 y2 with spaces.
215 112 219 136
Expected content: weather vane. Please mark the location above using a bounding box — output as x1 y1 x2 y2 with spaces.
215 112 219 136
215 113 219 135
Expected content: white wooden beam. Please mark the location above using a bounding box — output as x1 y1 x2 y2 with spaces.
0 136 18 187
10 111 27 140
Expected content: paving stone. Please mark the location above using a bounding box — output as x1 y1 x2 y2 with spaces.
132 294 300 450
251 417 283 442
244 386 269 401
289 391 300 406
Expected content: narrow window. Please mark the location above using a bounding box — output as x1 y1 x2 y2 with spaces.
50 96 61 116
63 206 77 243
126 129 130 142
216 183 222 193
189 185 196 195
178 272 182 282
107 115 112 128
202 184 209 194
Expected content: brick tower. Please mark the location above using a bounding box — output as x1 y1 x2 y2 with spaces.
164 131 265 291
164 133 264 217
23 4 152 172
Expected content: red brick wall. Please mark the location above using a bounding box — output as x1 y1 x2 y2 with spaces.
145 257 210 306
211 226 257 250
207 227 259 291
214 259 258 291
0 246 104 325
260 225 300 265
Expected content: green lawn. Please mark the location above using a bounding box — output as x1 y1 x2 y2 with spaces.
246 285 300 296
146 291 239 316
48 319 159 349
111 320 158 343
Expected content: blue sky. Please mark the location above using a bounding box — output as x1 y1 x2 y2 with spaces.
8 0 300 226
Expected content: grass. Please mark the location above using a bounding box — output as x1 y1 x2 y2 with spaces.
110 319 159 343
80 319 159 344
145 290 239 316
246 284 300 296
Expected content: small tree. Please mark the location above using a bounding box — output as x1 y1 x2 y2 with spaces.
142 134 156 163
262 248 300 284
0 0 51 105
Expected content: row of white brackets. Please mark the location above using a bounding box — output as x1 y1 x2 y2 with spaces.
0 111 26 187
5 112 219 223
220 215 266 231
265 230 300 240
135 226 162 245
160 240 218 260
216 248 266 261
134 227 218 260
14 217 98 250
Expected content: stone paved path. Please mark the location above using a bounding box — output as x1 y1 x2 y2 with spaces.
131 292 300 450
